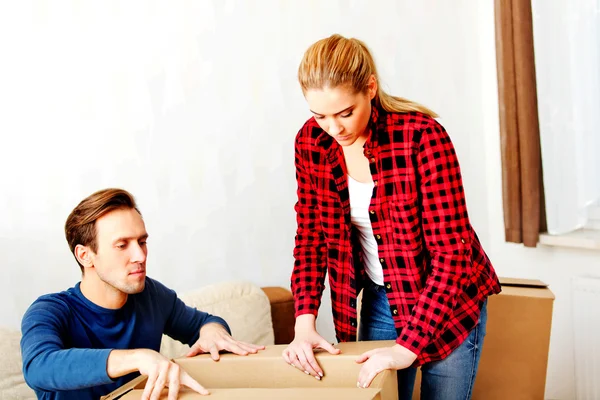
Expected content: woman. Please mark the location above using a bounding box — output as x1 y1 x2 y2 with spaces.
283 34 501 400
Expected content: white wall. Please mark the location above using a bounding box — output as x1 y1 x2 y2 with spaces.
0 1 595 399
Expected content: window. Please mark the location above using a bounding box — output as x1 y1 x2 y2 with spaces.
494 0 600 248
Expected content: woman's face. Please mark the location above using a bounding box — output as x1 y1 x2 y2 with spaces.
305 79 377 147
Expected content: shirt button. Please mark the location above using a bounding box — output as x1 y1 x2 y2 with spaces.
379 258 385 263
351 321 357 327
374 181 378 186
392 309 398 315
370 210 375 215
370 158 376 163
461 238 466 244
386 283 391 289
376 234 381 240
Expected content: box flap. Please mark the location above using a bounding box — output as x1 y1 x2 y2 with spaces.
101 375 147 400
498 277 555 300
499 277 548 288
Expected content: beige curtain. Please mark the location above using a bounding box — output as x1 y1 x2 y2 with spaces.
494 0 546 247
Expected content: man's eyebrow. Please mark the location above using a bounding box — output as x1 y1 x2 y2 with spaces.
310 105 354 117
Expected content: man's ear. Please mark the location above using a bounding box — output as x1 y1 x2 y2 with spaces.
74 244 94 269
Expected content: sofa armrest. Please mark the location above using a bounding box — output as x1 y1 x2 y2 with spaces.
261 287 295 345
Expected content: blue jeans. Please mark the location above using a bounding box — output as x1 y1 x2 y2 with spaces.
358 280 487 400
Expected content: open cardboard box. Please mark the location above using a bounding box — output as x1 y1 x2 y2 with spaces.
103 341 399 400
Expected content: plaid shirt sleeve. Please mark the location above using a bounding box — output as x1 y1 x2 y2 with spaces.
291 129 327 317
396 121 473 355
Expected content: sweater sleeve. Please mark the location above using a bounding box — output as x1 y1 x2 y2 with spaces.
20 298 113 391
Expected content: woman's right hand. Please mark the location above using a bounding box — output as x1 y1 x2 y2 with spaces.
282 315 341 379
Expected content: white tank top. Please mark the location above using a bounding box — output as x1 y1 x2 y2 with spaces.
347 175 384 285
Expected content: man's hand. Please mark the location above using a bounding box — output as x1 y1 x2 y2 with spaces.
186 323 265 360
107 348 209 400
355 344 417 388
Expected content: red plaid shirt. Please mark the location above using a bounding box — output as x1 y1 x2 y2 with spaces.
291 105 501 365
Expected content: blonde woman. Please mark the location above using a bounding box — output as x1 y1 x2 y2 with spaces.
283 34 501 400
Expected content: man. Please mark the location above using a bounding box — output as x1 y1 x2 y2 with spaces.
21 188 264 400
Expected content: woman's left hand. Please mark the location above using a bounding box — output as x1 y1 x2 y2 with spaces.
355 344 417 388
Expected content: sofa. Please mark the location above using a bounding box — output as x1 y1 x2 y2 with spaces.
0 281 295 399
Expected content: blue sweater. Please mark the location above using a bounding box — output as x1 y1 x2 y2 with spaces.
20 277 230 400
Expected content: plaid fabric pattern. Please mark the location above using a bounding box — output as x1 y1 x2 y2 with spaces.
291 105 501 365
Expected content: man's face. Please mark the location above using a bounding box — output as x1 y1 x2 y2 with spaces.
88 207 148 295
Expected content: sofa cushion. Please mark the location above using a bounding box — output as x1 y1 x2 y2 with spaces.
160 281 275 360
0 327 36 399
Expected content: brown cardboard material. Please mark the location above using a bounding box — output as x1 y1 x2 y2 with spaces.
413 277 554 400
103 341 399 400
119 388 383 399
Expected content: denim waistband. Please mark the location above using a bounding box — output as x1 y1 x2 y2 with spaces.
364 277 386 293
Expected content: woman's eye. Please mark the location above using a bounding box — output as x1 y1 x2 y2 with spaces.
341 112 353 118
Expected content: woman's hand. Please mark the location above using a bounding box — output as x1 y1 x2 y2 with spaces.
282 315 341 379
355 344 417 388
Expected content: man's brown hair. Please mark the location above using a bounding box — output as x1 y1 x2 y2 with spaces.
65 188 141 272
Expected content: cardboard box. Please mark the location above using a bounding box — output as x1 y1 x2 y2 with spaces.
115 388 383 399
103 341 399 400
413 277 554 400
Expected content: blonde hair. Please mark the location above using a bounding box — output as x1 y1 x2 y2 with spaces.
298 34 438 118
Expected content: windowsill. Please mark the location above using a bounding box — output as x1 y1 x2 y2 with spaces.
539 229 600 251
